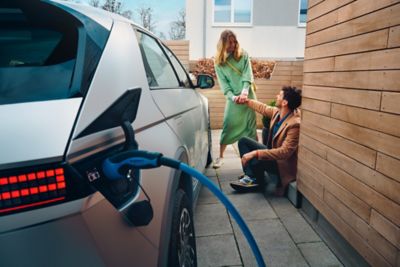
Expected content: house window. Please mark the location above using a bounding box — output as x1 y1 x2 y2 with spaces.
298 0 308 26
213 0 252 26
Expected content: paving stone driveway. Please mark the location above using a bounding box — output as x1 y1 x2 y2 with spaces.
194 130 343 267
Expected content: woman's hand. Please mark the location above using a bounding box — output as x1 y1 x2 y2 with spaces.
236 87 249 104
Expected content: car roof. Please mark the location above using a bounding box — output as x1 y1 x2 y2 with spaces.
49 0 152 35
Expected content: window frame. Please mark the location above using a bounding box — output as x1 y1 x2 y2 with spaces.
212 0 253 27
298 0 308 27
160 43 194 89
135 29 191 90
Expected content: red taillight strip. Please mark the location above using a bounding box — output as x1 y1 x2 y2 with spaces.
0 197 65 214
0 167 67 214
1 183 64 199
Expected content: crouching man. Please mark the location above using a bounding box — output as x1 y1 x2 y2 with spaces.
230 86 302 196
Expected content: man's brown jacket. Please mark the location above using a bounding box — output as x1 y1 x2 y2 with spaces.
247 100 301 188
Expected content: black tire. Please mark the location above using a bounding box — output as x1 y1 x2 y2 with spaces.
206 114 213 167
168 189 197 267
206 151 212 167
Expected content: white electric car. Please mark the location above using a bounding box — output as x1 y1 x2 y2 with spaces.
0 1 214 266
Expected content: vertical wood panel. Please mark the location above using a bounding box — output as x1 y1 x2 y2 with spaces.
301 0 400 264
298 180 392 267
367 226 398 266
331 103 400 137
324 190 369 237
305 29 388 58
303 57 335 72
376 153 400 183
337 0 399 23
299 156 371 222
301 122 377 167
299 133 328 159
302 85 382 109
302 98 331 116
307 0 353 22
388 25 400 48
382 92 400 115
304 70 400 91
308 0 325 9
307 4 400 47
334 48 400 71
299 146 400 226
327 148 400 205
307 10 338 34
370 209 400 249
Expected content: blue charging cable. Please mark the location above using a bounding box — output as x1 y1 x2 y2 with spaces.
103 150 266 267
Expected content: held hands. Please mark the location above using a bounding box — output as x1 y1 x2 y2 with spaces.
233 88 249 104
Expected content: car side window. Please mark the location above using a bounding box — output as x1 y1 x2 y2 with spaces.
135 30 179 89
163 47 192 88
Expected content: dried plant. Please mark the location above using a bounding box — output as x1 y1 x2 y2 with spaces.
191 58 275 79
251 59 275 79
192 58 216 79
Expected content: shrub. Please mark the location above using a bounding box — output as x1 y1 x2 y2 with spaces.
262 100 276 128
191 58 275 79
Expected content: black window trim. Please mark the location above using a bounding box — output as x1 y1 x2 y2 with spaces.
134 27 194 91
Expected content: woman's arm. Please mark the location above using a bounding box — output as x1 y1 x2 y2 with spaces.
215 64 236 101
240 52 253 90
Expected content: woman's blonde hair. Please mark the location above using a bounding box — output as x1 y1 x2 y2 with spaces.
215 30 242 65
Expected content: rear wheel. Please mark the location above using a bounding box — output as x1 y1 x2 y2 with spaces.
206 114 213 167
168 189 197 267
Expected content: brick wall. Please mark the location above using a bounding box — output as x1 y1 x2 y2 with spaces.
298 1 400 266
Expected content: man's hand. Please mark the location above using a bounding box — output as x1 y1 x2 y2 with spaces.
241 150 257 166
236 94 248 104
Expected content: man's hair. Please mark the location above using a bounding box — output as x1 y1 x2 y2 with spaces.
282 86 302 110
215 30 242 65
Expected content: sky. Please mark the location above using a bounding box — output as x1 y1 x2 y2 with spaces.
78 0 185 38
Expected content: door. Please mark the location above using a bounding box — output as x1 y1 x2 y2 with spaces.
134 30 206 170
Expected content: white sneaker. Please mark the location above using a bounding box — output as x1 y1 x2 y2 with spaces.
212 157 224 168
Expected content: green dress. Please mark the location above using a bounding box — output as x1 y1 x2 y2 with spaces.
215 51 257 145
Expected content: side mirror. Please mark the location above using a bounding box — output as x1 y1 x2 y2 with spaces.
196 74 215 89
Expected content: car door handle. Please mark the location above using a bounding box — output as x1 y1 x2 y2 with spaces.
174 115 183 125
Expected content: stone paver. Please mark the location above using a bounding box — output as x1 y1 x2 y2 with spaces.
197 234 242 267
233 220 309 267
195 202 232 237
197 176 220 205
269 197 320 244
298 242 343 267
195 130 342 267
227 193 277 221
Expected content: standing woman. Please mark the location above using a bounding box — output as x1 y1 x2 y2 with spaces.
213 30 257 168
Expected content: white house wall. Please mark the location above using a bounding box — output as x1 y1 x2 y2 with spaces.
186 0 205 60
186 0 306 60
204 26 306 59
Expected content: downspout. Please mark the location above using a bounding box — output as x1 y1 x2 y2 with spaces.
202 0 206 58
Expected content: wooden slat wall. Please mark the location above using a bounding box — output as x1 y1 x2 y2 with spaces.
299 1 400 266
198 60 304 129
164 40 190 70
